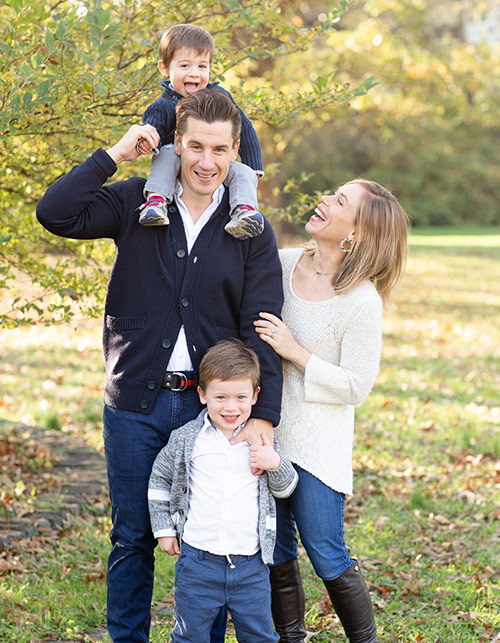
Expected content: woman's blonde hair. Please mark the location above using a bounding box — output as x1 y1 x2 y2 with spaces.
305 179 410 309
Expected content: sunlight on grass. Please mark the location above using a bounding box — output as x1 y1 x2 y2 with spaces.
0 228 499 641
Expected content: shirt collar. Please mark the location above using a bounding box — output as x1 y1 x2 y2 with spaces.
175 180 225 206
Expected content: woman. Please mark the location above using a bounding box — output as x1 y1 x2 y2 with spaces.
254 179 409 643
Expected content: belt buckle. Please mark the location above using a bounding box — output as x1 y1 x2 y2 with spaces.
170 371 187 391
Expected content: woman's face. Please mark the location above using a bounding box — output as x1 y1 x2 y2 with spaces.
305 182 366 244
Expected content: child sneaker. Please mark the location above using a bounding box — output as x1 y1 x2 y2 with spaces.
138 195 170 227
224 205 265 240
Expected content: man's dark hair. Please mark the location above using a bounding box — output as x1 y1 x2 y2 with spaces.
175 88 242 145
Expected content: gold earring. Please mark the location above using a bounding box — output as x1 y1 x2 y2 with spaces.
340 237 353 253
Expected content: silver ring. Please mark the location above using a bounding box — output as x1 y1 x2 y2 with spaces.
270 330 276 338
136 138 144 155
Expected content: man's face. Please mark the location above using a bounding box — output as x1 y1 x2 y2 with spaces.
174 117 239 203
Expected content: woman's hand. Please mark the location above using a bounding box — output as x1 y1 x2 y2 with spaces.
254 312 311 372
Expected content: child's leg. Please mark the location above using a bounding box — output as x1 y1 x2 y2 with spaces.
224 161 258 211
223 161 265 240
144 144 179 200
170 544 225 643
227 552 279 642
138 145 180 227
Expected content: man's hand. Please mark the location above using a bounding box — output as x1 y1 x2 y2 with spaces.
106 124 160 165
250 432 280 471
231 418 273 475
157 536 180 555
231 418 273 446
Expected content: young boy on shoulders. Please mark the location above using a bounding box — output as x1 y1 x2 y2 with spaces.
148 339 297 642
137 23 264 240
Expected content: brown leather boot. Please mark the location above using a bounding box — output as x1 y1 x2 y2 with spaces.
269 559 307 642
323 561 378 643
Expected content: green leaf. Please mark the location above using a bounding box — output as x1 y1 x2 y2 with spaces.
45 29 55 51
23 91 33 108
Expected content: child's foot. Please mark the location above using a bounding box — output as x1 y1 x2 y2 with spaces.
138 195 170 227
224 205 265 240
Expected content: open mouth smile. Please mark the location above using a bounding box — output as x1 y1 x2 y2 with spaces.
311 206 327 222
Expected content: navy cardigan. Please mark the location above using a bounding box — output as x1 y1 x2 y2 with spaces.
36 149 283 424
142 81 264 174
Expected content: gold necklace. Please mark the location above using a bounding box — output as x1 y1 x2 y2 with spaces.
311 254 336 276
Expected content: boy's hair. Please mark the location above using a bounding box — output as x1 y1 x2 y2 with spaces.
198 340 260 392
159 24 216 68
176 88 242 145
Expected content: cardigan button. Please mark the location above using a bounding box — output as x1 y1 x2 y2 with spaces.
168 206 176 213
139 400 149 410
147 380 156 390
162 339 172 348
179 508 184 516
176 249 186 258
181 298 189 307
182 485 187 493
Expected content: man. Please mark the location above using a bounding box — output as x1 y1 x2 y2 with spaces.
36 89 283 643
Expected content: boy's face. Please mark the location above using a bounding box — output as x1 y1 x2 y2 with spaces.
198 378 259 438
159 47 211 96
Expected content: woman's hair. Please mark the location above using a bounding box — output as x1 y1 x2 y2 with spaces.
305 179 410 309
198 339 260 392
158 24 215 68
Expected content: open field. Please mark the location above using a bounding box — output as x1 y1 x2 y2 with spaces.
1 227 499 642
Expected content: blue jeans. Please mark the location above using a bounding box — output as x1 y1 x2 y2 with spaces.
272 464 353 581
172 543 278 643
103 386 226 642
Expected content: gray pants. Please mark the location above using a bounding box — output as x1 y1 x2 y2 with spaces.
144 144 259 212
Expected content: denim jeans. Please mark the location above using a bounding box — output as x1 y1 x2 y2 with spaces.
272 464 353 581
172 543 278 643
103 385 226 642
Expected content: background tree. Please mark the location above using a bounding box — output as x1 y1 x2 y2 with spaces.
0 0 373 327
277 0 500 226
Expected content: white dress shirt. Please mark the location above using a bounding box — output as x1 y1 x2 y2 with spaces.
166 183 225 371
182 414 260 556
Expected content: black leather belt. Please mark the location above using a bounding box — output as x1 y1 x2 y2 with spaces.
162 371 197 391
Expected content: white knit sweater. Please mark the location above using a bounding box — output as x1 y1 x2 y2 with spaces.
276 248 383 496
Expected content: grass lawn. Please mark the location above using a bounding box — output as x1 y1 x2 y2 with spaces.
0 227 499 642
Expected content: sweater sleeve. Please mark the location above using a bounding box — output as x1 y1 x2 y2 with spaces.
266 437 298 498
36 148 135 240
237 105 264 174
215 85 263 173
148 443 177 537
304 296 383 406
240 223 284 426
141 97 177 147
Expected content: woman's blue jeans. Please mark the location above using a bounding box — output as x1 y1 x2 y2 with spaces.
272 464 354 581
103 386 227 643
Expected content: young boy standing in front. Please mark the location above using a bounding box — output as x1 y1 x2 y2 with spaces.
148 340 298 642
137 23 264 240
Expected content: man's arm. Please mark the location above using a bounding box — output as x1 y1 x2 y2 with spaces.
36 125 160 240
237 223 284 437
